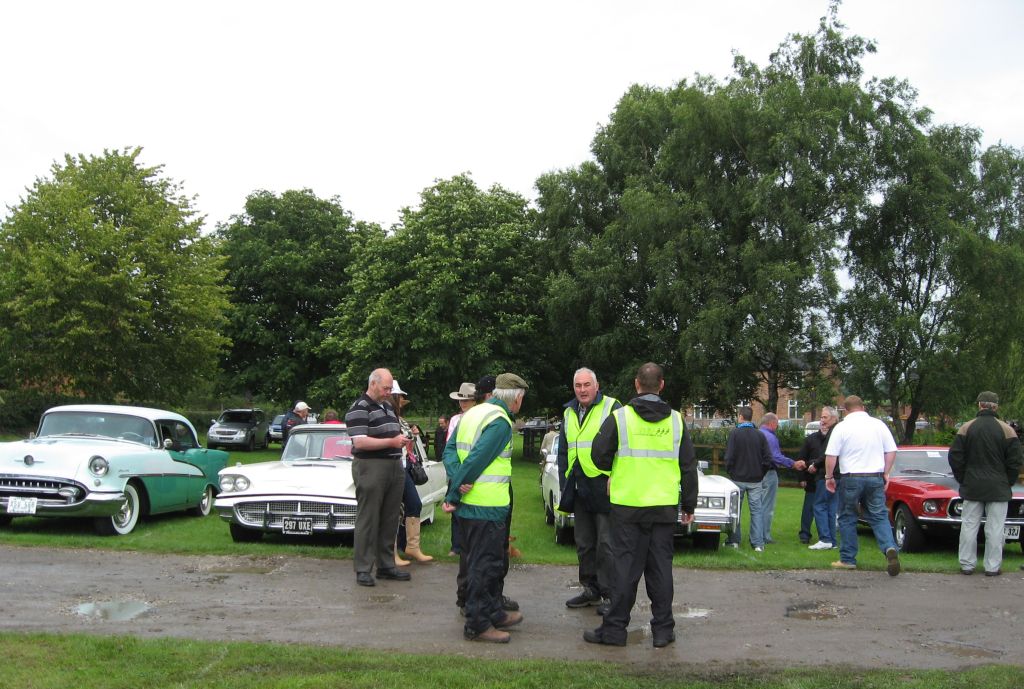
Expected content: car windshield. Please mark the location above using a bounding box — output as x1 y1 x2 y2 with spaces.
892 449 952 477
219 410 255 424
282 431 353 461
272 415 285 426
38 411 158 447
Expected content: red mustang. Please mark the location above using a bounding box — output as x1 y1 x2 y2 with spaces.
882 446 1024 552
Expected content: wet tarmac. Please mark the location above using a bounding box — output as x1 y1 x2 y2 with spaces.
1 545 1021 669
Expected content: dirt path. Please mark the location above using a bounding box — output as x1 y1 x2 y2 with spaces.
1 545 1019 669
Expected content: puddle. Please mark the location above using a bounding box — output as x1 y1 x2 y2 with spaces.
621 610 711 644
75 600 151 621
677 607 712 619
367 594 401 603
785 601 848 620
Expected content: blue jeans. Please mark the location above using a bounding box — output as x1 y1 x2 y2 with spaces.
760 469 779 544
812 478 838 544
837 475 896 565
726 480 765 548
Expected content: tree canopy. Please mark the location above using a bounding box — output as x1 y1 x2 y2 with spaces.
0 148 228 417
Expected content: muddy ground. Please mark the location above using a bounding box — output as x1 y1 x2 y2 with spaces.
1 545 1020 670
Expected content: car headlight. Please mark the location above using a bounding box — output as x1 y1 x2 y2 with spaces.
88 455 109 477
219 475 250 492
696 496 708 508
922 500 938 514
949 500 963 517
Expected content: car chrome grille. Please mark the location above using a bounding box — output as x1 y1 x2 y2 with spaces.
235 500 357 530
0 475 85 505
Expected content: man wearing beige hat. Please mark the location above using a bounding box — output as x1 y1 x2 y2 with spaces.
949 391 1023 576
443 372 528 643
443 381 476 558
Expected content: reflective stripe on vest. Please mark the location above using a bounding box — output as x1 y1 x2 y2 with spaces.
564 396 618 478
609 406 683 507
455 403 513 507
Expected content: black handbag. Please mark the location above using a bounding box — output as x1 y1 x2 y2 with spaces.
407 458 429 486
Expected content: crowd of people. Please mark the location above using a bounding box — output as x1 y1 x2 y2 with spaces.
279 370 1023 648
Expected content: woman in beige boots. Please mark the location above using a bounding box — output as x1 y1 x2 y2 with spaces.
390 380 434 566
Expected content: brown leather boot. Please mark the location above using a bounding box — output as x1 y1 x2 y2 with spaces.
404 517 434 562
394 538 410 567
467 626 511 643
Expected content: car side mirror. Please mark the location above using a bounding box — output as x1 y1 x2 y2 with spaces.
698 460 709 471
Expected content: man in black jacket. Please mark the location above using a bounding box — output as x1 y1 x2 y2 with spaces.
800 406 838 550
724 406 772 551
948 391 1023 576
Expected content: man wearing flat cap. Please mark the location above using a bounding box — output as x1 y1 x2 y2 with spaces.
949 391 1023 576
443 372 528 643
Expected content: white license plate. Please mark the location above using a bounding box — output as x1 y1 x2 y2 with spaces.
1004 525 1020 539
282 516 313 535
8 496 38 514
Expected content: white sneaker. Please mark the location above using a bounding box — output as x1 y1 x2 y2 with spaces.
753 546 764 552
808 541 834 550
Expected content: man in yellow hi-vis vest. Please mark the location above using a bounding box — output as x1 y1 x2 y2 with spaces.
583 362 697 649
557 368 621 611
443 372 529 644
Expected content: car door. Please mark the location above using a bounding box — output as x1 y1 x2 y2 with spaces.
155 420 210 511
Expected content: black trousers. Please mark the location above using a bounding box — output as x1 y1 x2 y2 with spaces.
460 517 508 635
598 515 675 644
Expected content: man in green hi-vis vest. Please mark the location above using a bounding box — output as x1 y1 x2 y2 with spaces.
583 362 698 649
443 372 529 644
557 367 621 612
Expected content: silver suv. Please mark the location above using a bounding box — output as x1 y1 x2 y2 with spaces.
208 409 269 451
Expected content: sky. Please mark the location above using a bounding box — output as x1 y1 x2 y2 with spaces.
2 1 1021 233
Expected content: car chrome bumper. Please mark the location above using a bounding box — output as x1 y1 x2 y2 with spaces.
215 494 358 533
1 492 126 518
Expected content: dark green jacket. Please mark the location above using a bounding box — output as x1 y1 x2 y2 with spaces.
948 409 1023 502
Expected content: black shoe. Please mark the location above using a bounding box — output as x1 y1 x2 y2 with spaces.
799 537 810 544
583 628 626 647
356 572 375 587
501 595 520 612
596 601 610 616
566 588 602 608
984 570 1001 577
377 567 411 581
885 547 901 577
960 568 974 575
653 631 675 648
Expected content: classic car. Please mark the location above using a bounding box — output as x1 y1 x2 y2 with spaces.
0 404 227 535
207 408 270 451
214 423 447 542
882 446 1024 552
540 436 741 549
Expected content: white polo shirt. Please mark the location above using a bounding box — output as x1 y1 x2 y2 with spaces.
824 411 897 474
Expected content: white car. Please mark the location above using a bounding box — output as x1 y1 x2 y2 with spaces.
804 421 820 437
0 405 226 535
540 436 741 549
214 424 447 542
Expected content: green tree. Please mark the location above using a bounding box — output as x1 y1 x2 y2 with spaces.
318 175 552 412
0 148 228 409
216 190 375 406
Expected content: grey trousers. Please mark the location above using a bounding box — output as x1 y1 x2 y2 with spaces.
352 457 405 574
958 500 1008 573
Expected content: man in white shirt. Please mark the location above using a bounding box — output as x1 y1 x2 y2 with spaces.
824 395 901 576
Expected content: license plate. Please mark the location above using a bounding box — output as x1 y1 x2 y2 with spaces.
8 496 38 515
1004 525 1020 539
282 516 313 535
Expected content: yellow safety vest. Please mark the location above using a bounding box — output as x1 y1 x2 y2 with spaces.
455 402 513 507
564 395 619 478
609 406 683 507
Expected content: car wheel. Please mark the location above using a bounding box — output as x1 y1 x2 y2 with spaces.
264 433 270 449
190 485 214 517
544 492 555 525
554 523 574 546
246 433 256 452
207 443 218 450
693 532 721 551
0 515 12 527
893 503 926 552
95 483 142 536
229 523 263 542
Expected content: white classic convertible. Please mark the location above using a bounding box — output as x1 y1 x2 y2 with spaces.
215 423 448 542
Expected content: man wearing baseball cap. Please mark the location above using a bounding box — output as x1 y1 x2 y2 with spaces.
281 401 310 444
443 372 528 643
949 391 1023 576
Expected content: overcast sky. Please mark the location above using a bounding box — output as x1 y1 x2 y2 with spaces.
2 1 1021 232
